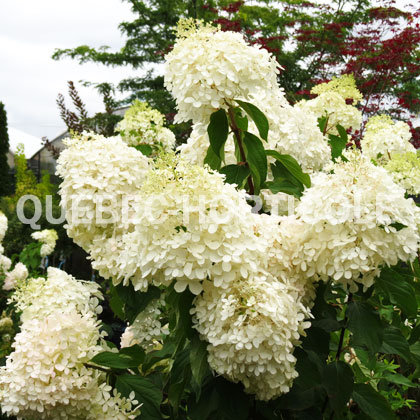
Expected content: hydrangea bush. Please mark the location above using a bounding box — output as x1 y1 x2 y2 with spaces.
1 18 420 419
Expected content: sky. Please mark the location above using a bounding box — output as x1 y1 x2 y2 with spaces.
0 0 139 140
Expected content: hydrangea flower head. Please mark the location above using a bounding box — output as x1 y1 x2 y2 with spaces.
31 229 58 256
120 299 168 352
107 154 266 294
296 92 362 135
2 262 28 291
362 114 414 161
116 100 175 150
10 267 103 322
165 19 280 124
385 151 420 195
192 275 310 401
288 150 420 291
311 74 363 104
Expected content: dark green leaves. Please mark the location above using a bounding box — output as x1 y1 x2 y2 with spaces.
207 109 229 159
266 150 311 188
347 301 384 353
376 268 417 317
219 164 250 188
189 335 210 387
352 383 397 420
204 146 222 170
115 283 161 324
236 100 269 141
91 346 145 369
322 361 354 413
380 327 411 361
243 131 267 193
116 374 162 420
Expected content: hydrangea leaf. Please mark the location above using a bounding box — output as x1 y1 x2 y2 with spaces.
116 374 162 420
219 164 250 189
347 301 384 353
266 150 311 188
243 131 268 193
322 361 354 414
352 383 397 420
236 100 269 141
375 268 417 318
207 109 229 159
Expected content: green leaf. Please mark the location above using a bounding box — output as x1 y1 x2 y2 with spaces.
166 287 195 350
135 144 153 156
347 301 384 353
190 335 210 387
142 340 176 372
328 134 347 161
243 131 268 193
382 371 417 388
233 107 248 131
266 150 311 188
322 361 354 414
352 383 397 420
318 116 328 133
380 327 411 361
204 146 222 170
116 283 161 324
116 374 162 420
169 348 191 412
91 350 144 369
109 284 125 320
219 164 250 188
376 268 417 318
336 124 348 142
207 109 229 158
265 178 303 198
294 348 322 390
410 341 420 359
236 100 269 140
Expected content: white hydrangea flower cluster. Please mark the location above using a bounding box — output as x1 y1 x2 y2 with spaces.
362 114 415 161
385 151 420 195
31 228 58 257
0 314 138 420
280 150 420 292
2 262 28 291
120 299 168 352
0 268 139 419
116 100 176 150
9 267 103 322
111 155 267 294
192 276 310 401
310 74 363 105
164 19 280 124
56 131 150 252
260 92 331 172
296 91 362 135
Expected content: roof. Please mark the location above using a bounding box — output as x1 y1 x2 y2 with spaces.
8 127 44 159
